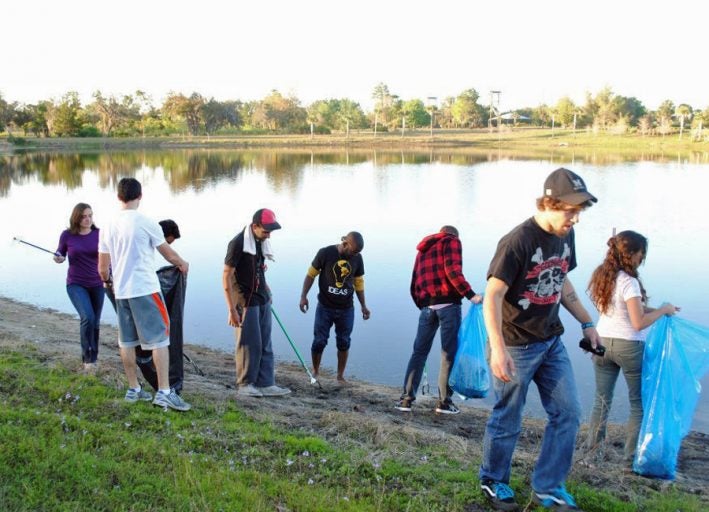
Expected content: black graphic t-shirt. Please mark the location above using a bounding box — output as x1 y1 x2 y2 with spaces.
487 217 577 345
312 245 364 309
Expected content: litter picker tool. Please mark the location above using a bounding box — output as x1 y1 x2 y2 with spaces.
12 236 59 256
271 305 321 388
183 353 205 376
421 362 431 395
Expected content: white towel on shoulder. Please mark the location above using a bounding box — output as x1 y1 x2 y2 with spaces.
243 225 275 261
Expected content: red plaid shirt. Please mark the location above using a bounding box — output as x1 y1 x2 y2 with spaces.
410 232 475 308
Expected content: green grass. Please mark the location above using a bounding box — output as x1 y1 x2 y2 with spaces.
0 349 704 511
2 127 708 157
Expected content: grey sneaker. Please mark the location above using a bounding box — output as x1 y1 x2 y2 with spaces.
435 401 460 415
257 385 291 397
395 398 413 412
153 390 191 411
125 387 152 403
237 384 264 397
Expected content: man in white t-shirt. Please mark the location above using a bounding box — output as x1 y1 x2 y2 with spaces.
98 177 191 411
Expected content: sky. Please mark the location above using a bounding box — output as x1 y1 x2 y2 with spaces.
3 0 707 113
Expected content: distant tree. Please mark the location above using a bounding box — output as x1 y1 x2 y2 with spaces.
306 98 366 132
222 100 243 129
592 87 618 130
691 107 708 140
0 93 15 132
372 82 395 126
386 96 403 130
162 92 205 135
554 96 577 127
202 99 242 134
307 100 336 129
451 89 484 128
337 99 367 130
436 97 455 128
655 100 675 125
15 103 50 136
675 103 693 139
691 107 708 128
531 104 553 126
90 91 123 135
240 101 258 129
10 105 31 134
637 113 654 135
47 92 83 137
401 99 429 129
132 90 161 136
614 96 646 127
251 90 306 131
580 92 598 127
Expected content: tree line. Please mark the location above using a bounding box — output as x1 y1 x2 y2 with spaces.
0 83 707 139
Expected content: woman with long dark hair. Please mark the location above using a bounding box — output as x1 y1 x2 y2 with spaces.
54 203 105 372
586 230 678 460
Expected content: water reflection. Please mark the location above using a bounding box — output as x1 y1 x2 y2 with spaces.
3 147 709 197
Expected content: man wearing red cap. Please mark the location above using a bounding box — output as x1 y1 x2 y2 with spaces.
222 208 291 398
478 168 601 511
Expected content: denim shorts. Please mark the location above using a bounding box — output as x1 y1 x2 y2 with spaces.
116 292 170 350
311 304 354 352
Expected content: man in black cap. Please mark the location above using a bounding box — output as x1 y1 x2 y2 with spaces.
478 168 600 511
222 208 291 397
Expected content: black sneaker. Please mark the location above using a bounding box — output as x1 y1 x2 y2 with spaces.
480 478 520 511
395 398 413 412
435 401 460 415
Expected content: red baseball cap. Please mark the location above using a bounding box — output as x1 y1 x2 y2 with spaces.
252 208 282 231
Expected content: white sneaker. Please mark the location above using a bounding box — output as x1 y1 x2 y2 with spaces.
257 385 291 397
237 384 263 397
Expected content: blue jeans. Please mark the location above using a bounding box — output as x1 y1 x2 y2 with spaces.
401 304 461 402
235 302 274 387
480 336 581 493
311 304 355 353
66 284 105 363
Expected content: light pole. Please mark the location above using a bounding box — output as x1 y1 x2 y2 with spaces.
427 96 437 139
489 90 501 132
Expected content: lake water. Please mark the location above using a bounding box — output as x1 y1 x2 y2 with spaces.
1 148 708 433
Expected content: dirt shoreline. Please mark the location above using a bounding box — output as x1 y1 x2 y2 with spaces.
1 295 706 504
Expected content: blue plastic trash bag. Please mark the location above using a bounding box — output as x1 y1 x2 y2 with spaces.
633 315 709 479
449 302 490 399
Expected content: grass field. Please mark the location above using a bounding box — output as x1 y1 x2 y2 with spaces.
1 344 705 512
3 128 709 160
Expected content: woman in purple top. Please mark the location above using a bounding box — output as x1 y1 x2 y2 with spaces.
54 203 105 372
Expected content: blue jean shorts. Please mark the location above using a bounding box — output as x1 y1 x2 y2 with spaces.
116 292 170 350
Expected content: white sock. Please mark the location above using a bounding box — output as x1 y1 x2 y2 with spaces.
158 388 171 395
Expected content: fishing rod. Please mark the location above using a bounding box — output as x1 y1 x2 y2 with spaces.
12 236 59 256
271 305 321 389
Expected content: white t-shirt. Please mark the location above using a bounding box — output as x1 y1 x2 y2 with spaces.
99 209 166 299
596 270 645 341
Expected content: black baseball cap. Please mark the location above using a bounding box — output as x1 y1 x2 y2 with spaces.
543 168 597 205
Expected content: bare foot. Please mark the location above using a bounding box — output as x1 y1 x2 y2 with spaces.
82 362 98 375
336 376 350 386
